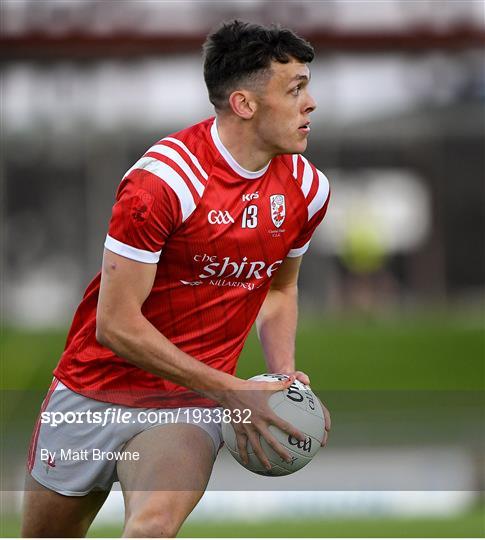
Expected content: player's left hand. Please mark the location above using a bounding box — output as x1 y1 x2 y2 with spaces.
283 370 310 385
281 370 331 447
319 399 331 447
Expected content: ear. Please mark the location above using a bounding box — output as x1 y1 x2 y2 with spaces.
228 90 257 120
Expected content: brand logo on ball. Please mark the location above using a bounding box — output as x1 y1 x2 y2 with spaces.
288 435 312 453
286 382 304 402
286 382 316 410
208 210 234 225
270 194 285 228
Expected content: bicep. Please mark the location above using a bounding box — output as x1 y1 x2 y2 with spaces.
270 256 302 290
97 248 157 325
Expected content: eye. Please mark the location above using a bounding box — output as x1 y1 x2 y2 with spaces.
291 84 302 96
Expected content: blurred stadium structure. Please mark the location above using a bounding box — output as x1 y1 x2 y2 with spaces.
1 0 484 325
1 0 484 535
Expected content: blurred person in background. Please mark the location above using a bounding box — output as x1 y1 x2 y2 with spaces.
22 20 331 537
338 215 399 312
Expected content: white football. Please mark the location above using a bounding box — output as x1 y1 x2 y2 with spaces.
221 373 325 476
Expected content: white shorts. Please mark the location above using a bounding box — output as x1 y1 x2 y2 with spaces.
28 378 223 496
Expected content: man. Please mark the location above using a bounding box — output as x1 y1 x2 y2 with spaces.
22 20 331 537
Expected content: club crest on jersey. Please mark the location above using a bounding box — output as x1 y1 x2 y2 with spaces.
270 194 286 228
131 189 154 227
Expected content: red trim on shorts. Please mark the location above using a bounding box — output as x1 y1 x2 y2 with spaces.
28 378 59 472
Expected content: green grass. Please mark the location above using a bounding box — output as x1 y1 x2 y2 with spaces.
2 313 484 391
2 314 483 441
1 328 67 390
1 508 484 538
239 315 484 391
1 314 483 447
1 313 483 537
178 510 485 538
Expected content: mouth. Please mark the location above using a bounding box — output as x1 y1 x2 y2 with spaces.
298 122 311 134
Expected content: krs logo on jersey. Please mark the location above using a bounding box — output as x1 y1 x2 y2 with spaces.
270 194 286 228
242 191 259 202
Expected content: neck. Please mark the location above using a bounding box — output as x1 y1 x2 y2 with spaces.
215 114 273 172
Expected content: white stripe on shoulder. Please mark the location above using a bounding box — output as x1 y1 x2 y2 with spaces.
148 144 204 196
163 137 208 181
105 234 161 264
123 156 196 221
287 241 311 258
307 169 330 221
292 154 299 178
123 155 150 181
300 155 314 198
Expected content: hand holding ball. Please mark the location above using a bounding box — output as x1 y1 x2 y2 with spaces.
222 374 325 476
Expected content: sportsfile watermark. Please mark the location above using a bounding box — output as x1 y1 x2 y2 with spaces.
2 389 483 491
40 407 252 427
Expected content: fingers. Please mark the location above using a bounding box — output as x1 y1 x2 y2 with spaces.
258 427 292 463
258 377 296 395
269 371 311 386
322 401 331 432
235 429 249 465
247 375 294 393
320 399 331 447
293 371 311 385
272 416 305 442
237 424 275 470
277 374 296 389
235 417 298 470
246 431 271 470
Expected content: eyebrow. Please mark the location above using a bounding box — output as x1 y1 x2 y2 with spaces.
289 73 311 84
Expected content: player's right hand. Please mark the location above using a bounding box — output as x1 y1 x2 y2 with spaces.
220 376 306 470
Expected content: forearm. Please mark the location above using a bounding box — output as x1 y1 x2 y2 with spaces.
256 285 298 373
96 314 242 402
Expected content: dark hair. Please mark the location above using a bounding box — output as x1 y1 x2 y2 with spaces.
203 20 314 110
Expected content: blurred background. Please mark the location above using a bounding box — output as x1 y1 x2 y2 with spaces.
1 0 484 537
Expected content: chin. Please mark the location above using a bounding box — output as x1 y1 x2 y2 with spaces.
272 136 308 156
290 139 308 154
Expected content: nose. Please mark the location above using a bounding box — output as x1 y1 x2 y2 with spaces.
304 92 317 113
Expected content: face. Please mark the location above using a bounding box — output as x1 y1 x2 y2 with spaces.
251 59 316 156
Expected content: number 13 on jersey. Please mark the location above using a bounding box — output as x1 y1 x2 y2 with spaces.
242 205 258 229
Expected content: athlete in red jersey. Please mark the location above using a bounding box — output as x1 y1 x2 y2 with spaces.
53 116 329 409
23 20 331 537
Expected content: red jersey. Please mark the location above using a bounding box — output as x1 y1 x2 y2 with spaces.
54 118 330 408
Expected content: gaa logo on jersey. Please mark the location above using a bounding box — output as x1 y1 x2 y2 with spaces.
270 194 286 228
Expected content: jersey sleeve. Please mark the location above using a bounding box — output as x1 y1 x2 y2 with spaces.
287 155 331 258
105 160 183 264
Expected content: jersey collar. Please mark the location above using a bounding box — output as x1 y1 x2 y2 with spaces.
210 119 271 180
